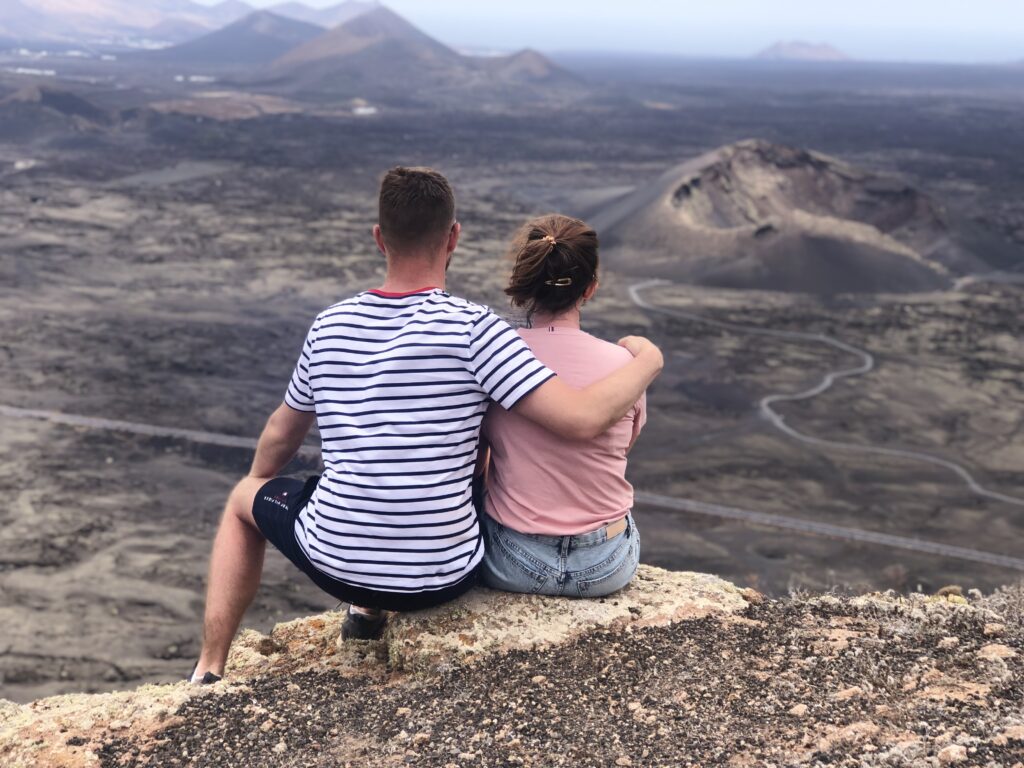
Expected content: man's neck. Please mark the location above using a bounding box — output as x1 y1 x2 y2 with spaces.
531 307 581 329
378 254 447 294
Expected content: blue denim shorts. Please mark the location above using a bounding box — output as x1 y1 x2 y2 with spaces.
480 513 640 598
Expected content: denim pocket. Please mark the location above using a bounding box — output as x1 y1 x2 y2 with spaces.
575 521 640 598
481 520 550 595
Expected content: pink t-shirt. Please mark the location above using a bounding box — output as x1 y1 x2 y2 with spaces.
482 326 647 535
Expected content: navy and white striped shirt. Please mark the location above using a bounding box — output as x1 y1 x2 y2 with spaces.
284 287 555 593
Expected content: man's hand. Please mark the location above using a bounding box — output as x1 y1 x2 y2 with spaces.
618 335 661 362
515 337 663 441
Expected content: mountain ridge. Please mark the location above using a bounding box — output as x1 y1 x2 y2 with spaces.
143 10 325 68
267 5 584 103
0 0 255 43
267 0 379 28
483 47 583 86
273 5 460 67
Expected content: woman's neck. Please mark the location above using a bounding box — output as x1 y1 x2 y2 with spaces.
531 307 581 329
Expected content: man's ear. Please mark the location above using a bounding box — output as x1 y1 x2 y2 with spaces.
447 221 461 254
373 225 387 256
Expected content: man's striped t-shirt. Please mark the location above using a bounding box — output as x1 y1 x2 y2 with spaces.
284 287 555 593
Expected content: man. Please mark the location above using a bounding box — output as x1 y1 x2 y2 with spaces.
190 167 662 684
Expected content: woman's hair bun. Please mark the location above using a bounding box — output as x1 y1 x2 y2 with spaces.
505 214 599 317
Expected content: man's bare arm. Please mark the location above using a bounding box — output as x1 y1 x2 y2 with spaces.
515 336 662 441
249 403 316 478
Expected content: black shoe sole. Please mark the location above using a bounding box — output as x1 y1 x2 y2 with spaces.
340 610 387 641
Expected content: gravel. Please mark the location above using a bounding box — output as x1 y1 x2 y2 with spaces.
99 597 1024 768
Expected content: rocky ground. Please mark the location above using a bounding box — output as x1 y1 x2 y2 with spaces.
1 567 1022 767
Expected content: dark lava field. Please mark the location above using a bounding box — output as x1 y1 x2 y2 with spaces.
1 53 1023 701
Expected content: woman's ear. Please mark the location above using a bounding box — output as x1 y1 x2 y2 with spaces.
583 279 599 302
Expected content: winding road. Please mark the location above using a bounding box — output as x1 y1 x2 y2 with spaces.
629 279 1024 508
953 270 1024 290
633 491 1024 572
1 402 1021 570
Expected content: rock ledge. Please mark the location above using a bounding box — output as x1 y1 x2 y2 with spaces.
2 568 1022 768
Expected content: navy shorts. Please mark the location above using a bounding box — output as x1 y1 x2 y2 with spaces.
252 475 480 612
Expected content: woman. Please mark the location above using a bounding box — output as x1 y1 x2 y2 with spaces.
479 214 647 597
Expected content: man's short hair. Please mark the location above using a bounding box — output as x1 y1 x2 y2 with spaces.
378 166 456 254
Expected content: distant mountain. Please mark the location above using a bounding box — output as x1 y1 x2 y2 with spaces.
755 41 851 62
268 1 378 28
1 84 109 122
483 48 581 87
275 5 458 67
145 17 212 44
0 84 112 140
144 11 323 68
271 5 471 95
270 6 583 103
591 139 979 294
204 0 257 27
0 0 255 43
0 0 71 40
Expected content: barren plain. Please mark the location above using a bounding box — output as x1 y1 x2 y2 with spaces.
1 59 1023 702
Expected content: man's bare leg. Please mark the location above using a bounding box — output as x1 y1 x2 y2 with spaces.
194 475 271 678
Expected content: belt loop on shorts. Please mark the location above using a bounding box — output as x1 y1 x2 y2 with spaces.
559 536 571 558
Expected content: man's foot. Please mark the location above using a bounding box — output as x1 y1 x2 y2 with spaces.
188 664 223 685
340 605 387 641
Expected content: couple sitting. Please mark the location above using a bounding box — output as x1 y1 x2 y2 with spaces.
190 167 662 684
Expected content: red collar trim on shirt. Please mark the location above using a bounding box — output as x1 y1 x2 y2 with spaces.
367 286 440 298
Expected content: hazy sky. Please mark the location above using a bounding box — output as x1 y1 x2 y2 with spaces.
197 0 1024 62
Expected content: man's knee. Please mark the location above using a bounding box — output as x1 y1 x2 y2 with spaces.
228 475 272 528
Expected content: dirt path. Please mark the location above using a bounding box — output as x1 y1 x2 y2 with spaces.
0 404 319 457
2 404 1022 572
634 491 1024 571
629 279 1024 509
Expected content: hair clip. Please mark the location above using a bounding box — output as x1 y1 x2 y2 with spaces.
544 277 573 287
542 235 557 246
